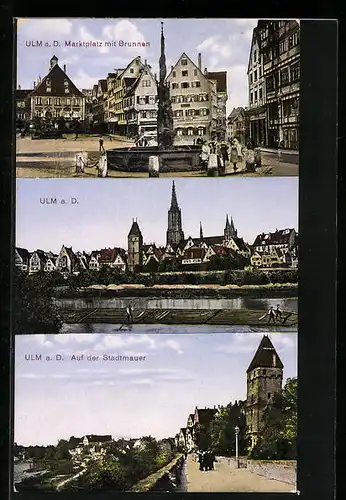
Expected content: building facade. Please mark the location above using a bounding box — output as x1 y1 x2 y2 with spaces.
247 28 267 146
206 71 228 141
246 335 283 449
123 64 158 138
30 56 86 128
257 20 300 149
167 53 214 144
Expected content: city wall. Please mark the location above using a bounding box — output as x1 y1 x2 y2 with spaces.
216 457 296 486
131 454 185 492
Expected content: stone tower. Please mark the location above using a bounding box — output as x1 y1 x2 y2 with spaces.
246 335 283 450
128 219 143 272
224 214 238 240
166 181 185 246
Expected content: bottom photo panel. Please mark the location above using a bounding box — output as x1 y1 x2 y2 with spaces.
14 331 297 494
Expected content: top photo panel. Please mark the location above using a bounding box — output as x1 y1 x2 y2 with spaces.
16 19 300 179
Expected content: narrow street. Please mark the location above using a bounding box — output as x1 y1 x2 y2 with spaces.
184 455 294 493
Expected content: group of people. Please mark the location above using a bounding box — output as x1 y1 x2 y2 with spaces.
197 450 216 471
198 137 258 173
266 305 283 324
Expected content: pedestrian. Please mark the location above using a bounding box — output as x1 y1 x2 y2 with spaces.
275 304 282 321
230 139 239 172
99 137 104 152
220 141 229 166
130 303 134 322
200 141 210 168
198 451 204 471
126 306 132 324
268 306 276 324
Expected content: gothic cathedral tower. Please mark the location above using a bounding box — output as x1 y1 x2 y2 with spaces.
128 219 143 272
224 214 238 240
245 335 283 450
166 182 185 246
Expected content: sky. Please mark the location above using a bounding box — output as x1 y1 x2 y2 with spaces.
14 331 297 446
16 177 298 253
16 18 259 114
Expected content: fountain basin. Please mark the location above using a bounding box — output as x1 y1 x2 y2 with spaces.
106 145 204 172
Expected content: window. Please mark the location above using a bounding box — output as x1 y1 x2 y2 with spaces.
66 98 71 105
191 81 200 88
268 392 271 399
150 110 156 118
142 80 151 87
172 71 176 77
187 128 194 136
291 62 300 82
181 59 188 65
259 88 263 99
254 90 258 101
254 70 258 82
46 87 51 93
194 69 197 76
172 83 179 89
254 49 257 62
279 40 286 54
250 73 253 84
266 75 274 93
182 70 188 77
149 95 156 104
280 67 289 86
250 92 253 104
130 68 134 73
141 111 147 118
181 82 189 89
65 88 70 94
259 67 262 77
47 98 51 105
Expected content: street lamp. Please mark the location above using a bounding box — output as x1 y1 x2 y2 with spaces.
234 426 240 468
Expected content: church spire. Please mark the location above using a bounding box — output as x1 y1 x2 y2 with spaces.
224 213 237 239
159 21 166 83
200 221 203 240
170 181 178 208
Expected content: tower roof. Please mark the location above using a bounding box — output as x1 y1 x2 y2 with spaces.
128 220 142 237
170 181 178 208
247 335 283 373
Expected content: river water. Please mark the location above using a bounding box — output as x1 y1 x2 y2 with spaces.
57 297 298 312
61 323 296 334
13 462 36 492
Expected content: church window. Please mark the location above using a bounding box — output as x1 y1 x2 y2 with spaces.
181 59 188 65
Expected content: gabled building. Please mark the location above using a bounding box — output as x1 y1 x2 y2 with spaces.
16 88 32 128
252 228 297 254
246 335 284 449
15 247 31 272
56 245 79 274
206 71 228 141
166 53 213 144
29 56 85 127
29 250 48 273
89 248 127 272
142 244 163 266
123 63 158 138
247 26 267 146
108 56 145 135
92 79 107 132
227 107 249 144
181 246 206 265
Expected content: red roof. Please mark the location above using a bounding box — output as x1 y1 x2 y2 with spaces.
30 62 84 97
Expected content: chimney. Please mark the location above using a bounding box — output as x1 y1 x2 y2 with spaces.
18 84 21 90
63 64 66 73
198 53 202 70
144 59 147 65
33 80 36 88
171 65 174 71
204 68 208 76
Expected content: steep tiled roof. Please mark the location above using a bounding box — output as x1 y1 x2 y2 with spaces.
30 62 84 97
16 89 32 100
128 221 142 237
16 247 30 262
227 107 245 122
253 229 295 247
85 435 112 443
247 335 284 373
233 237 249 252
183 247 206 260
206 71 227 92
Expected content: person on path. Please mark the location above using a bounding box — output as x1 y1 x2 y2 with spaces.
126 305 133 324
99 137 105 152
230 139 239 172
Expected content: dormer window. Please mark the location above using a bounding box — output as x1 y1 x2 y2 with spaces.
181 59 188 66
130 68 134 74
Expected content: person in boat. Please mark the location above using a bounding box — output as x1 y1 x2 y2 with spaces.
268 306 276 324
275 304 282 321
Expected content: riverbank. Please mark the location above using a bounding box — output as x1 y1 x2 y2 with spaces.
55 283 298 300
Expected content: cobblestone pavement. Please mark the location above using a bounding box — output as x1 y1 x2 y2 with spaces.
185 455 294 493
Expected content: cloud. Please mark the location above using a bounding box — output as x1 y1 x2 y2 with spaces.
77 25 109 54
164 339 183 355
20 18 73 37
102 20 148 56
197 36 232 59
129 378 154 386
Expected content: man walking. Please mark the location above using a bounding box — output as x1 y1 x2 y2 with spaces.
275 304 282 321
268 306 276 324
99 137 105 152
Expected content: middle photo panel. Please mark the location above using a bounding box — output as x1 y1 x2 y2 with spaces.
15 177 298 334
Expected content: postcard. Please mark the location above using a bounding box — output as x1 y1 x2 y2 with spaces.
16 18 300 178
14 331 297 493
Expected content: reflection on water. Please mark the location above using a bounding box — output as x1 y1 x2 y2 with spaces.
60 324 297 334
57 297 298 313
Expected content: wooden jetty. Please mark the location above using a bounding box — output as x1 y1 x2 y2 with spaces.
61 308 298 327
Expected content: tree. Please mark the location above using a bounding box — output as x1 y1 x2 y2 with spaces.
14 270 62 334
208 402 247 455
250 377 297 459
